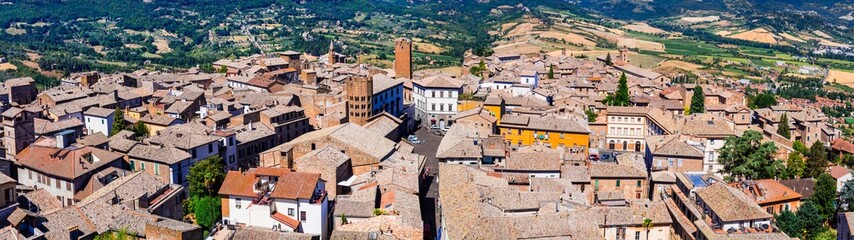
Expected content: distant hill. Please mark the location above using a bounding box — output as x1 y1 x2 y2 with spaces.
579 0 854 25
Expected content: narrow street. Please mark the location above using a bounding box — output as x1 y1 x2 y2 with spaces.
412 126 443 240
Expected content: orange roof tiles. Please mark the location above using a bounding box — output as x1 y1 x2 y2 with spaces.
271 172 321 200
271 212 300 229
218 171 259 198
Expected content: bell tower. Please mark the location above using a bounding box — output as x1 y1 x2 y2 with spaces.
345 75 373 126
394 38 412 79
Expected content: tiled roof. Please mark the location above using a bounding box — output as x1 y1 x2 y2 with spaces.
285 123 396 161
34 118 83 135
497 114 590 134
732 180 802 206
21 188 63 213
372 74 403 94
271 172 321 200
829 165 853 179
695 183 772 222
504 145 561 171
646 134 704 158
17 141 124 180
271 212 301 230
230 227 314 240
219 168 321 201
589 162 646 178
779 178 815 200
413 75 463 89
83 107 114 118
127 144 190 164
77 132 110 147
218 171 259 198
139 114 180 126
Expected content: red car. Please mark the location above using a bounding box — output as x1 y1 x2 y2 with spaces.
588 155 600 161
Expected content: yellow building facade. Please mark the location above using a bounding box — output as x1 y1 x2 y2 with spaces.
497 114 590 154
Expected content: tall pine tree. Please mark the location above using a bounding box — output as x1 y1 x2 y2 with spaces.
110 108 125 137
777 113 791 139
607 73 630 106
689 85 705 114
547 65 554 79
604 53 613 66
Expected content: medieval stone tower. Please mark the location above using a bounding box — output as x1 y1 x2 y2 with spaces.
345 75 373 126
3 107 35 160
328 41 336 65
394 38 412 79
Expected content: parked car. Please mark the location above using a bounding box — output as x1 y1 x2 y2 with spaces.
601 153 612 160
407 135 421 144
588 155 600 161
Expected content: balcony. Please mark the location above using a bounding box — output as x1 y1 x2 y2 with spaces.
310 190 327 204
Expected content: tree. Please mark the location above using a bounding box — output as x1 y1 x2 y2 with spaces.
811 173 837 220
192 196 221 230
689 85 705 114
547 65 554 79
199 63 215 73
340 213 349 225
641 217 652 240
775 210 803 238
778 113 791 139
186 156 226 230
805 142 829 178
839 178 854 212
842 154 854 168
133 122 149 139
785 153 805 179
797 200 828 240
585 109 598 123
794 140 809 155
718 130 782 181
607 73 630 106
217 66 228 73
188 156 226 197
469 59 487 77
604 53 613 66
749 92 777 109
110 108 125 137
94 228 137 240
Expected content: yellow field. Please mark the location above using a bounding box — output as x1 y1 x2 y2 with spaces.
506 23 535 37
623 23 666 34
656 60 703 71
827 69 854 86
680 16 720 24
413 42 445 54
539 31 595 46
618 38 665 52
728 28 779 44
5 28 25 35
0 63 17 71
153 39 172 53
780 33 805 43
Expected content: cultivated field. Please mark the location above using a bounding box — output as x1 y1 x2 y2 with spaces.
728 28 779 44
618 38 665 52
827 69 854 86
680 16 720 24
623 22 666 34
539 31 595 46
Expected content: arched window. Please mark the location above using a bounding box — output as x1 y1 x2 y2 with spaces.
622 141 627 151
635 141 641 152
609 140 615 150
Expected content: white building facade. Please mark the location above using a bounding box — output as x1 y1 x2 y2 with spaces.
412 76 463 129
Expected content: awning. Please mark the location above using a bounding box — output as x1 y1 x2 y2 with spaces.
338 175 357 187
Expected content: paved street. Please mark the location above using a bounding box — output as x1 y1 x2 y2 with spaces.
411 125 443 240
